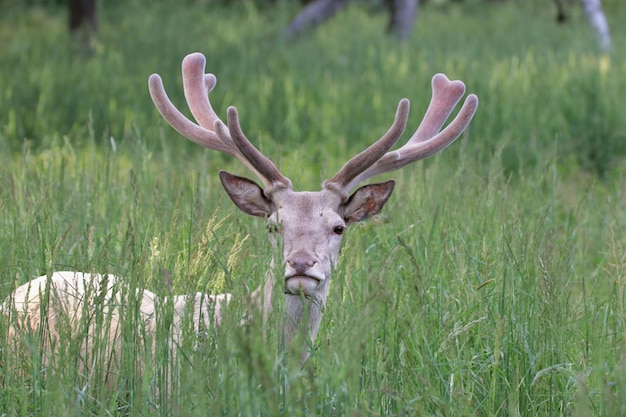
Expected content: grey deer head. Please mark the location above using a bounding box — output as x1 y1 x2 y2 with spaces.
148 53 478 361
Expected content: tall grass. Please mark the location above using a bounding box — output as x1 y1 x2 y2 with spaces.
1 1 625 415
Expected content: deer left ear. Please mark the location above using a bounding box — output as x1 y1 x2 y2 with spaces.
342 180 395 224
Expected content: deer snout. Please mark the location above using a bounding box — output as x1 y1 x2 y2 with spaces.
284 250 325 295
286 252 317 276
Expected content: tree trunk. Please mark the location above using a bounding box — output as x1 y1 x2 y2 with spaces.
580 0 612 52
69 0 97 54
69 0 97 33
285 0 350 38
386 0 419 40
553 0 568 23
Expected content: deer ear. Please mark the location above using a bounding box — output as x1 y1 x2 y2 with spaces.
342 180 395 224
219 171 273 218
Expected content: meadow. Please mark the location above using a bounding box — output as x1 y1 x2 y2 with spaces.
1 0 626 415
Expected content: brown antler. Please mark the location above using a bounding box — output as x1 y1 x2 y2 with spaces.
148 53 291 191
322 99 409 198
325 73 479 196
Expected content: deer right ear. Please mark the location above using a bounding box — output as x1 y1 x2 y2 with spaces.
219 171 273 218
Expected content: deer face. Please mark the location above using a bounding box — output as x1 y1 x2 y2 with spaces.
270 190 344 298
219 171 395 300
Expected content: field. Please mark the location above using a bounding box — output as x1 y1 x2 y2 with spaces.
1 0 626 415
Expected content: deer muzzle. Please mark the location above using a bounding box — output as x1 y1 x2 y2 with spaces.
284 250 325 296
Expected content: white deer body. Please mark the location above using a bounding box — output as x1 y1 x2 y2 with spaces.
5 272 230 361
3 52 478 365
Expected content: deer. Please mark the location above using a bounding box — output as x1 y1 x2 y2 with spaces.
3 271 231 386
2 52 478 369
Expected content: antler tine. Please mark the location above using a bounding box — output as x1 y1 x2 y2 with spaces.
410 73 467 143
181 53 237 152
342 74 479 192
182 54 219 129
148 73 232 154
324 99 409 199
149 53 291 190
222 107 291 192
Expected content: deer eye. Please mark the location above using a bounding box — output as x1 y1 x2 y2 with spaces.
333 225 345 235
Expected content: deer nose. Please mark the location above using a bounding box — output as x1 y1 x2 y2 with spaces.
286 252 317 276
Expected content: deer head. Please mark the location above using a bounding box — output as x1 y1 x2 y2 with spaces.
148 53 478 361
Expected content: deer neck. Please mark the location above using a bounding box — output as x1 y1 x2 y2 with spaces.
253 257 329 363
282 278 328 362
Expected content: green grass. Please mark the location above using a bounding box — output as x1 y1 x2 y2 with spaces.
1 0 626 415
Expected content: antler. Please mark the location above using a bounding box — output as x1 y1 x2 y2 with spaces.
148 53 291 191
325 73 479 196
